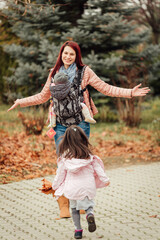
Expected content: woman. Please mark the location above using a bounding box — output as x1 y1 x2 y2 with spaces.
8 41 150 218
8 41 150 148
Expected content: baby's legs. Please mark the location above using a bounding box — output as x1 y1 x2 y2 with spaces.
81 103 96 124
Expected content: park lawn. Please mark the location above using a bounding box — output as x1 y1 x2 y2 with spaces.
0 99 160 184
90 123 160 169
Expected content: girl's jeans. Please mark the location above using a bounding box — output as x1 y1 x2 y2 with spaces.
54 120 90 152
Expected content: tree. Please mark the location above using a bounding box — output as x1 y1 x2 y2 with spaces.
130 0 160 44
0 3 20 103
1 0 159 126
52 0 88 26
1 0 89 103
1 0 71 102
62 0 149 80
62 0 159 126
116 44 160 126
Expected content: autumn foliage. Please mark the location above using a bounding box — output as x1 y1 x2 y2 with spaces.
18 112 45 135
0 126 160 184
92 128 160 168
0 130 57 184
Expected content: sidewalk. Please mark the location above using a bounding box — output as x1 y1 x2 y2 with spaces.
0 162 160 240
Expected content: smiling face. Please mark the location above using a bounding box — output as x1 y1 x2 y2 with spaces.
61 46 76 69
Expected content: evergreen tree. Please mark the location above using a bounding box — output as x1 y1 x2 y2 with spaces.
53 0 88 26
1 0 90 102
63 0 147 50
62 0 159 126
62 0 150 87
129 0 160 95
1 0 71 101
1 0 159 126
0 7 18 103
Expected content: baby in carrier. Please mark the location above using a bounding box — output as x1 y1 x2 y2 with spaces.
48 72 96 128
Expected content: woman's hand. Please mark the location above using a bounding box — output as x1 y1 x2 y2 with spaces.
7 99 20 112
132 84 150 97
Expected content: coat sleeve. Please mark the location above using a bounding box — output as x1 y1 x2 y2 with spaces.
92 156 110 185
85 67 132 98
52 160 67 190
18 71 52 108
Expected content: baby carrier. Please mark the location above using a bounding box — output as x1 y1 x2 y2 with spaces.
49 66 86 127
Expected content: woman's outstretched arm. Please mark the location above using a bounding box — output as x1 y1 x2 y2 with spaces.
84 67 150 98
7 71 52 112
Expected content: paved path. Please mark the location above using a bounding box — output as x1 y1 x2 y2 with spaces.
0 162 160 240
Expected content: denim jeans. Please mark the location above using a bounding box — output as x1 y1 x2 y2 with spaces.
54 120 90 152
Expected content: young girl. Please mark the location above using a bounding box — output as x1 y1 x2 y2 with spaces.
52 125 110 239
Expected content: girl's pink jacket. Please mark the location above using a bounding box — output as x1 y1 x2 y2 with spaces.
17 66 132 117
52 155 110 200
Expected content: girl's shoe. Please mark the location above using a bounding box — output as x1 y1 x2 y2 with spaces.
86 213 96 232
74 229 83 239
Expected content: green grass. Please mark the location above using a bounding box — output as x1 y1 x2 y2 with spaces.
0 97 160 136
0 104 23 133
140 97 160 129
91 97 160 145
90 122 144 147
0 104 47 135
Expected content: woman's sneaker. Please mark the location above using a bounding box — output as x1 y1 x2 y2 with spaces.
86 213 96 232
74 229 83 239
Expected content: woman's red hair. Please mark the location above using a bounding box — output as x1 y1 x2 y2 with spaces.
51 41 85 77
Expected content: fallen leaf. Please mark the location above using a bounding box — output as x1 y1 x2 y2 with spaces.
149 215 157 218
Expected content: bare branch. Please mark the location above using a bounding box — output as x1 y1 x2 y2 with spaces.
12 0 69 8
130 0 160 43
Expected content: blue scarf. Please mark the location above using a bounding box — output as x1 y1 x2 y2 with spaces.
59 63 77 83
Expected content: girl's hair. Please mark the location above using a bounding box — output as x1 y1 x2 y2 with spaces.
58 125 92 159
51 41 85 77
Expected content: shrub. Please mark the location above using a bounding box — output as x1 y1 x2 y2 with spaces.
18 109 45 135
151 118 160 145
94 105 118 123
